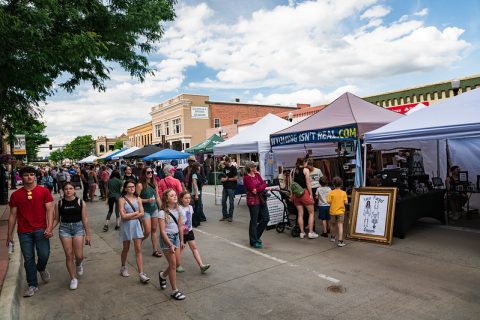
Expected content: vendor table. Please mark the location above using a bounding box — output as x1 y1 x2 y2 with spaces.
394 190 446 238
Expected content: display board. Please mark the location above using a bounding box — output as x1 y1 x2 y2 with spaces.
267 186 284 227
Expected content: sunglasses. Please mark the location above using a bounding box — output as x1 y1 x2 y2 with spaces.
146 171 153 174
126 185 136 189
27 191 33 200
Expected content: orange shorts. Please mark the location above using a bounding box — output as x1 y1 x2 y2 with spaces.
293 189 314 207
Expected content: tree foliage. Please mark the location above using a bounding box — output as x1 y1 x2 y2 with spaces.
48 149 65 164
113 140 124 150
62 135 95 161
0 0 176 152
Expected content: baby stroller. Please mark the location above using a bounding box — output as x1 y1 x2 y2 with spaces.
270 189 302 237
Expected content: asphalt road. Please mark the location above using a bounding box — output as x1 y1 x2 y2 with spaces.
15 186 480 320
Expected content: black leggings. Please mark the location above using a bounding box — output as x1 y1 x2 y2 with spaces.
106 197 119 220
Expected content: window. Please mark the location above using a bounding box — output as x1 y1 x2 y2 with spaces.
99 145 105 153
214 118 220 128
155 124 162 137
108 145 114 151
164 121 170 136
233 118 239 124
173 118 181 134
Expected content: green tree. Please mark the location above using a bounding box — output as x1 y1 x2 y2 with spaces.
63 135 95 161
0 0 176 153
48 149 65 164
113 140 124 150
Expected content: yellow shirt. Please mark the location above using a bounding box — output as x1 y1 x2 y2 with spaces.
327 189 348 215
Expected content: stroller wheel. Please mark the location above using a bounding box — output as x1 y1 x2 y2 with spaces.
291 225 300 238
276 222 285 233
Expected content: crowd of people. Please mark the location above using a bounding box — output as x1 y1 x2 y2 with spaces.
6 154 351 300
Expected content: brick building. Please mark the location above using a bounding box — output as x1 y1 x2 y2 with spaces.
127 122 153 148
95 134 128 156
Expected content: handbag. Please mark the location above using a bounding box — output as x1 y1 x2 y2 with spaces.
259 190 268 204
290 170 305 197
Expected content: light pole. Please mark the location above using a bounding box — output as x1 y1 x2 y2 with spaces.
451 79 460 96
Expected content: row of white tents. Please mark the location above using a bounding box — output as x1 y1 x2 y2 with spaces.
213 88 480 185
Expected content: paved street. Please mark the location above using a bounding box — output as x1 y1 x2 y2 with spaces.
7 186 480 320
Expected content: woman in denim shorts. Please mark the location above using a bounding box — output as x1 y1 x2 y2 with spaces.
135 167 162 258
158 189 186 300
53 183 91 290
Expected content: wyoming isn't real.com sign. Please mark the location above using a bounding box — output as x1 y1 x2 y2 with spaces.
270 126 357 147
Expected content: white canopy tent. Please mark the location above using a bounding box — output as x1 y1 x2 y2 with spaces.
96 149 118 160
214 113 293 177
364 88 480 184
78 155 97 164
111 146 140 160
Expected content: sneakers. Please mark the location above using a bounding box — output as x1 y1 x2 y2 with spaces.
321 232 328 238
70 278 78 290
308 232 319 239
253 242 262 249
76 263 84 276
120 266 130 277
299 233 305 239
39 269 50 283
219 217 227 221
114 225 120 230
227 217 233 222
176 266 185 273
330 236 336 242
200 264 210 274
23 286 38 297
337 241 346 247
139 272 150 283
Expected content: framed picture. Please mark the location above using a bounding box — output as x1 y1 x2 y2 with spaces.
459 171 469 183
346 187 397 245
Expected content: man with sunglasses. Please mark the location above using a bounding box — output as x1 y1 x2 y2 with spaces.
6 166 54 297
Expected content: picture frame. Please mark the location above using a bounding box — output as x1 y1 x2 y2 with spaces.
459 171 469 183
346 187 397 245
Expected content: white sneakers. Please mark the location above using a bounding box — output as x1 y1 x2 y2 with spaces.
299 233 305 239
139 272 150 283
23 286 38 297
70 278 78 290
76 263 84 276
39 270 51 283
120 266 130 277
308 232 319 239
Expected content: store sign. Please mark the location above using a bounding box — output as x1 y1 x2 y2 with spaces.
387 102 429 114
270 125 357 147
191 106 209 119
13 134 27 155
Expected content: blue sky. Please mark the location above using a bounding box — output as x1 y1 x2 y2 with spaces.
41 0 480 156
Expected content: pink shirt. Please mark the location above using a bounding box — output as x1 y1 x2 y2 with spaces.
243 173 267 206
158 176 183 197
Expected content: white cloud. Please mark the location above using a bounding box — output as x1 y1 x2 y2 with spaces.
251 85 360 107
360 5 391 20
414 8 429 17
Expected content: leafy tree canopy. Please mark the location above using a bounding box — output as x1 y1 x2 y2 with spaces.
48 149 65 164
6 111 48 161
0 0 176 152
63 135 95 161
113 140 124 150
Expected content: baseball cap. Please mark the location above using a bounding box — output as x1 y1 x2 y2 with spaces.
170 160 178 167
188 155 196 162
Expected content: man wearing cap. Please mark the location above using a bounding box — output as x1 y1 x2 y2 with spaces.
170 160 186 191
220 157 238 222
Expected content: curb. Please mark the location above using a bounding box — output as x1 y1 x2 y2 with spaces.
0 237 22 320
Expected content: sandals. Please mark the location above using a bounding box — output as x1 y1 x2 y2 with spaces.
171 290 186 300
152 251 163 258
103 225 108 232
158 272 167 289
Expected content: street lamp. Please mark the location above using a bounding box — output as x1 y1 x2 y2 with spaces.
451 79 460 96
288 112 293 122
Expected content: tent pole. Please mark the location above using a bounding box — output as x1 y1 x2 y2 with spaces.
436 140 440 178
214 155 217 205
363 143 367 187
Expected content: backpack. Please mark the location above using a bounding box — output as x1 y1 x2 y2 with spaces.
290 170 305 197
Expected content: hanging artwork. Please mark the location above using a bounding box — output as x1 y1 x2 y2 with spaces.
347 187 397 245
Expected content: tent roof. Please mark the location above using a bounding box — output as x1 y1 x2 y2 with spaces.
273 92 403 137
364 88 480 143
111 146 140 160
103 148 128 161
186 134 224 154
123 145 163 159
78 155 97 163
96 149 118 160
143 149 191 161
214 113 292 155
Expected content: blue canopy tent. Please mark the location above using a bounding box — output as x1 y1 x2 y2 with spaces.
103 148 128 161
143 149 191 161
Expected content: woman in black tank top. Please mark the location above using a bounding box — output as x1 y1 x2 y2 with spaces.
53 182 91 290
291 157 318 239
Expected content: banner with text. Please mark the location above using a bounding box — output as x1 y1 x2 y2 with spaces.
270 125 357 147
13 134 27 155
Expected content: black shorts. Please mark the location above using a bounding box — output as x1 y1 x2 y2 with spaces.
183 230 195 243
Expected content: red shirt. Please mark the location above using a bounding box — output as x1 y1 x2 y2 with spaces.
9 186 54 234
243 173 267 206
158 176 183 197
